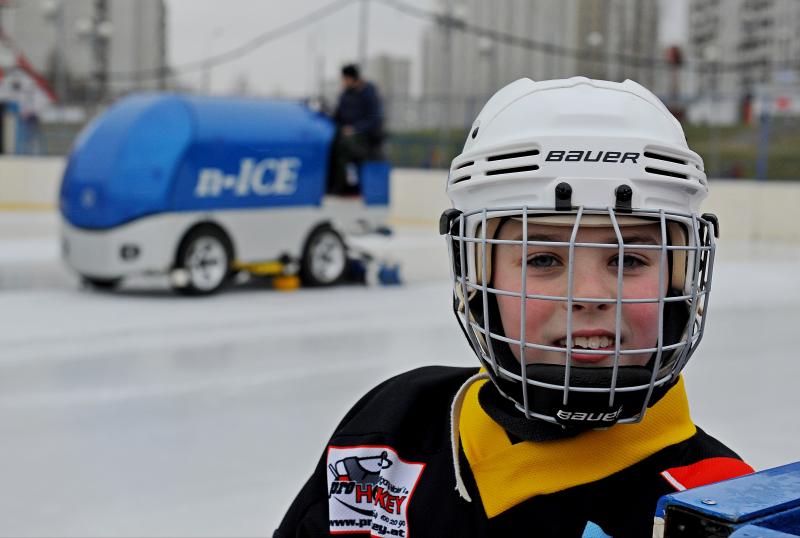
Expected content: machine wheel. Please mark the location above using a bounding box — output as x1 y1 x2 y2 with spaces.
174 226 233 296
82 276 121 291
300 225 348 287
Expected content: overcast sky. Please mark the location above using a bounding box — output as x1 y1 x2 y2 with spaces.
166 0 688 97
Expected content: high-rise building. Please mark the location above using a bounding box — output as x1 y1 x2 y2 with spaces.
366 54 412 100
689 0 800 99
575 0 611 80
420 0 661 128
688 0 745 105
0 0 167 103
107 1 168 94
605 0 660 89
365 54 413 131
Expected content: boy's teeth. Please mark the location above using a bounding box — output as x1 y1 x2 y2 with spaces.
558 336 614 349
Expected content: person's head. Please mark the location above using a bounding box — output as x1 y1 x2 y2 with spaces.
341 64 361 90
442 77 716 428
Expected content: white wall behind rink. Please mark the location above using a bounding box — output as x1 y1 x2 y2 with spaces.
0 157 65 210
1 157 798 242
391 168 800 243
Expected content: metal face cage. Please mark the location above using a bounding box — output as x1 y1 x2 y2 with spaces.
445 205 717 426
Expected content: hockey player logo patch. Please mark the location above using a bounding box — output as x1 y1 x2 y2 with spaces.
327 445 425 537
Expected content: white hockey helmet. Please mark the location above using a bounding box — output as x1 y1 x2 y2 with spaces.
441 77 718 427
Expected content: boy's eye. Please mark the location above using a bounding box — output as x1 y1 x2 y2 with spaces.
527 254 561 268
610 254 646 269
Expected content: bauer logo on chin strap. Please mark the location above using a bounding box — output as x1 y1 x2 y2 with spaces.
555 405 624 425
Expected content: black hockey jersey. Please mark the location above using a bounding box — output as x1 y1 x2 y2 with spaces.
276 366 752 538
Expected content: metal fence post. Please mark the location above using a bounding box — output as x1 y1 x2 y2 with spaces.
756 109 771 181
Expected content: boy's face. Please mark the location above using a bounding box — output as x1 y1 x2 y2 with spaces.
492 220 666 368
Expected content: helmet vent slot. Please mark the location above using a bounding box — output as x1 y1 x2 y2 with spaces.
486 165 539 176
451 175 471 184
645 167 688 180
454 160 474 170
487 149 540 161
644 151 687 165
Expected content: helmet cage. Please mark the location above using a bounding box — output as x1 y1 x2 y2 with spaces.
446 204 717 425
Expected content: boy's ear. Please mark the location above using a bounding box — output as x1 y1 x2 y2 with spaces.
476 216 512 287
440 209 464 278
473 221 492 287
668 221 688 291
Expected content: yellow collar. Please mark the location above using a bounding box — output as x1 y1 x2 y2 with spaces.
459 377 696 518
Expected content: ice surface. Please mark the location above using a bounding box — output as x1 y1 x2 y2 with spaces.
0 212 798 537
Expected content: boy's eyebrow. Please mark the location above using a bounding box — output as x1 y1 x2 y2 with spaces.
510 233 562 242
512 233 569 242
508 233 661 244
601 234 661 245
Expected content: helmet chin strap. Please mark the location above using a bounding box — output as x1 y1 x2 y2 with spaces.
493 363 668 428
479 366 661 441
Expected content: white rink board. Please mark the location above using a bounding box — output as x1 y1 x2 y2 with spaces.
0 156 64 208
2 156 800 241
0 214 799 537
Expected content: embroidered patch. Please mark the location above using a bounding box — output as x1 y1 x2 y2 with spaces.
327 445 425 537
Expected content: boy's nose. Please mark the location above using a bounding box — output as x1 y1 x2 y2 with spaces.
565 262 616 312
570 300 609 312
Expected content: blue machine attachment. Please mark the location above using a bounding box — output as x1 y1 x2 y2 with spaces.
658 462 800 537
359 160 391 206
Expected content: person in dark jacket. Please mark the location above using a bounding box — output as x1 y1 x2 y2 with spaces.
330 64 385 195
276 77 752 537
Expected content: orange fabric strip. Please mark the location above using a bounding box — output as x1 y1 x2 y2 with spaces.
661 457 754 491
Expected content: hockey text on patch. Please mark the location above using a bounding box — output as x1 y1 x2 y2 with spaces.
326 445 424 537
329 482 408 514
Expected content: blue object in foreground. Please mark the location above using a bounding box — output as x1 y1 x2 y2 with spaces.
377 263 402 285
659 461 800 537
582 521 611 537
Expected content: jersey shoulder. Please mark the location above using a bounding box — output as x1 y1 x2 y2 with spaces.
659 427 754 491
332 366 478 451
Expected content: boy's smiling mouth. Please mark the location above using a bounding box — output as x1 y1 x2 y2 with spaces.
555 330 619 348
556 335 615 349
554 330 621 362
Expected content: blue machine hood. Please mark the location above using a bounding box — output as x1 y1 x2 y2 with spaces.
60 93 335 229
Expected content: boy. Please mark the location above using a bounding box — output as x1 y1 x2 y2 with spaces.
276 77 752 537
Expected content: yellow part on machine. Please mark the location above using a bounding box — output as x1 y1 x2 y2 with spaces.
272 275 301 291
233 260 285 276
231 260 301 291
